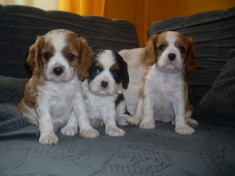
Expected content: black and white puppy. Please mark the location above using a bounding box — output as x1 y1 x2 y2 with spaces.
82 49 129 136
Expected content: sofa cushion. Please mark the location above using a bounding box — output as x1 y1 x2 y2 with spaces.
0 103 29 133
0 76 28 133
0 76 27 104
0 5 139 78
148 7 235 106
192 50 235 126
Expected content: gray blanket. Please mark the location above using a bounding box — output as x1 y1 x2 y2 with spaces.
1 123 235 176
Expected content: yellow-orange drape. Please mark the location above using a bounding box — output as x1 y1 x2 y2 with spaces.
59 0 235 47
59 0 106 16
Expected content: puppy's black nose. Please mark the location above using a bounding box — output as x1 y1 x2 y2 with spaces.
53 67 64 76
101 81 108 88
168 53 176 61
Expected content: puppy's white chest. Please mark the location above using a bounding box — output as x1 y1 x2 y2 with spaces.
38 80 80 119
146 69 183 120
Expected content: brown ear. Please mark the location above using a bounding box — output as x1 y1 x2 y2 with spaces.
186 37 198 71
26 36 44 76
77 38 93 80
142 34 158 66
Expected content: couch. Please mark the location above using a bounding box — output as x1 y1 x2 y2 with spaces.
0 5 235 176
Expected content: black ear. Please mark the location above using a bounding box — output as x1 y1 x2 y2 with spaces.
122 61 129 90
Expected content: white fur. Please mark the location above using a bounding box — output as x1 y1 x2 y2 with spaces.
43 30 76 82
89 50 118 95
19 29 99 145
82 50 127 136
124 31 198 134
119 48 146 115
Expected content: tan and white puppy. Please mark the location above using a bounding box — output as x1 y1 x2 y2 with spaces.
119 48 147 115
126 31 199 134
82 49 129 136
18 29 99 145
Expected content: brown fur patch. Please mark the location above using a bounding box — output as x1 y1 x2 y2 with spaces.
175 33 198 71
76 37 93 80
110 64 120 71
94 62 104 70
184 83 194 112
18 79 37 113
143 32 198 71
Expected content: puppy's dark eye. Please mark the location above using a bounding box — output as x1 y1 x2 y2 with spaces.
93 67 102 74
179 46 185 53
159 45 165 51
43 52 52 60
67 53 75 61
111 70 120 77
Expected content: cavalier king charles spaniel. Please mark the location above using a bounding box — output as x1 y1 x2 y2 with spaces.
82 49 129 136
18 29 99 145
123 31 199 134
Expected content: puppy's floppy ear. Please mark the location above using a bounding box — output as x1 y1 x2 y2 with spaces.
26 36 44 76
77 37 93 80
186 37 198 71
142 34 158 66
121 61 129 90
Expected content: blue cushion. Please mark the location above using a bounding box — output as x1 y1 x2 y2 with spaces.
192 50 235 126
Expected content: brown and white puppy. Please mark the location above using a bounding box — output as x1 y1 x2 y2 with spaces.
119 48 147 115
82 49 130 136
126 31 199 134
18 29 99 145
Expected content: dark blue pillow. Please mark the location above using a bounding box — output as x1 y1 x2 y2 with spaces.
192 50 235 126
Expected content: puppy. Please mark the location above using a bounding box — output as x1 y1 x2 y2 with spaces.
18 29 99 145
82 49 129 136
127 31 199 134
119 48 146 115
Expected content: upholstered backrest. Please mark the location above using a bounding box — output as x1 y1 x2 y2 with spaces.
0 5 139 78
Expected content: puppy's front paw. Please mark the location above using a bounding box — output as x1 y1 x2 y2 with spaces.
80 128 99 139
175 125 195 135
186 118 199 127
39 133 58 145
118 115 130 126
139 121 155 129
126 116 141 126
106 126 125 136
60 126 78 136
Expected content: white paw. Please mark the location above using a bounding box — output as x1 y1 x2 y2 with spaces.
126 116 141 126
60 126 78 136
186 118 199 127
106 126 125 136
118 115 130 126
80 128 99 139
139 121 155 129
39 133 58 145
175 125 195 135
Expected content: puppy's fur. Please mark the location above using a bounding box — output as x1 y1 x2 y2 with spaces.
82 49 129 136
119 48 147 115
18 29 99 145
125 31 199 134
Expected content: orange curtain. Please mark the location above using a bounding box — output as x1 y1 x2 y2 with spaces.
59 0 107 16
59 0 235 47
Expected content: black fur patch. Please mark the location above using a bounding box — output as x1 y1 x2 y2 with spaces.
115 93 124 108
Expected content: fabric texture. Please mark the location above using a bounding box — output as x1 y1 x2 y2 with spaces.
0 76 27 103
0 4 139 78
149 7 235 106
0 123 235 176
0 103 29 133
192 50 235 126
